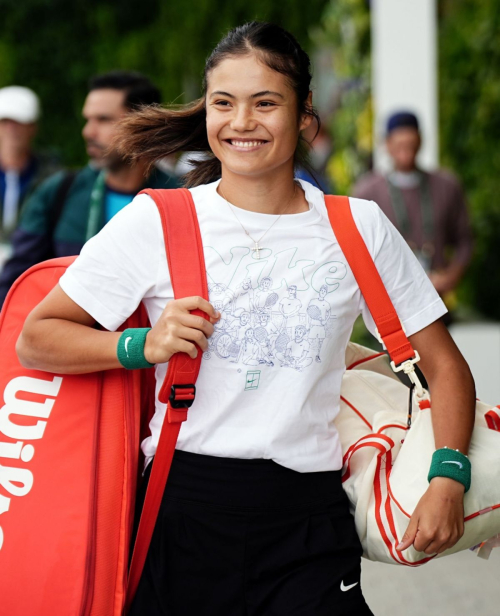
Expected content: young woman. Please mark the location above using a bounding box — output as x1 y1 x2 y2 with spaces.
18 22 475 616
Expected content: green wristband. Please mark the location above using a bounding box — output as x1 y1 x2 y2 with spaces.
117 328 155 370
428 447 471 492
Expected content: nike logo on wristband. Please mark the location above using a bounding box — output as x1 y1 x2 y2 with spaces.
124 336 133 358
340 581 359 592
442 461 463 469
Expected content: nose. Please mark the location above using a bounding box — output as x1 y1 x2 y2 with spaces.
230 104 255 132
82 119 96 141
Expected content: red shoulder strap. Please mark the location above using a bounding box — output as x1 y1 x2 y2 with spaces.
145 187 209 416
126 188 208 610
324 195 416 367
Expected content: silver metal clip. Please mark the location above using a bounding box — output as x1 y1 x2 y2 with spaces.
390 351 425 398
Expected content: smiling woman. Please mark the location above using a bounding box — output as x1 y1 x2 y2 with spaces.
205 54 312 206
112 22 319 202
18 20 475 616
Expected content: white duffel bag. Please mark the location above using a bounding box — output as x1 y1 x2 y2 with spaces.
337 342 500 565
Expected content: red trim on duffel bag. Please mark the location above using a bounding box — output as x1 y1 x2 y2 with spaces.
341 441 379 483
346 352 386 370
374 450 407 565
485 408 500 431
387 483 411 519
377 423 407 435
342 433 393 482
464 504 500 522
380 451 436 566
340 395 373 429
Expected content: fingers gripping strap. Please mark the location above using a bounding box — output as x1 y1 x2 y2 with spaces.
324 195 416 366
126 188 208 611
143 188 209 415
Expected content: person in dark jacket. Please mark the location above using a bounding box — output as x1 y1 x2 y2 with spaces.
353 111 473 299
0 71 180 307
0 86 60 266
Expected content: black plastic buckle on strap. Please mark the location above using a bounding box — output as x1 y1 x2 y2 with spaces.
169 384 196 409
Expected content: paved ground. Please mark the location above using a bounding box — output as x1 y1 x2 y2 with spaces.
361 549 500 615
449 323 500 404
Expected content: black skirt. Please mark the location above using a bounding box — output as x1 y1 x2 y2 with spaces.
129 450 374 616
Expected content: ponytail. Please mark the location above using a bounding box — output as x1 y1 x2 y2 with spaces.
112 98 221 187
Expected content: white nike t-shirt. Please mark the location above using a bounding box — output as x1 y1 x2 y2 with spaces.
59 179 446 472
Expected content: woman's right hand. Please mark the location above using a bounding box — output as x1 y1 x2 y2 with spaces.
144 296 220 364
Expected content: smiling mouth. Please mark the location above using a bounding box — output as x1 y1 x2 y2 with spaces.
225 139 268 148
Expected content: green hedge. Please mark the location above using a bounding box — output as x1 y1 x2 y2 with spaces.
439 0 500 319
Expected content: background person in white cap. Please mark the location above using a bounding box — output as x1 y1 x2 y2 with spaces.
0 85 60 265
0 72 179 308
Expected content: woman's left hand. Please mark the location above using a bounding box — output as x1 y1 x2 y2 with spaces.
397 477 465 555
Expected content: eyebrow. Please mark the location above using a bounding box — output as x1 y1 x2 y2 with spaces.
82 114 116 121
209 90 285 100
252 90 284 99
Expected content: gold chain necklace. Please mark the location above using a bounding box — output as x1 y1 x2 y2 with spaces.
218 182 297 259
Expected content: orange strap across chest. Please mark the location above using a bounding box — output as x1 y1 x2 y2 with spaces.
324 195 417 367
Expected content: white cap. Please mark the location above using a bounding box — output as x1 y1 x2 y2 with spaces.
0 86 40 124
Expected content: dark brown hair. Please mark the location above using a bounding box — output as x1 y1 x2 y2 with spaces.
113 22 320 187
89 71 162 110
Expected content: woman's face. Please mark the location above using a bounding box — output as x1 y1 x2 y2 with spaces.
206 53 312 179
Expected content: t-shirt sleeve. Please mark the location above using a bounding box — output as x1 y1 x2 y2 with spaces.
350 198 447 339
59 194 163 331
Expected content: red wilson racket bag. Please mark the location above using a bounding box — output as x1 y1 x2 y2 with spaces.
0 254 150 615
0 188 207 615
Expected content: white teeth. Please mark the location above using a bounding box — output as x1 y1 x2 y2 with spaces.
230 140 265 148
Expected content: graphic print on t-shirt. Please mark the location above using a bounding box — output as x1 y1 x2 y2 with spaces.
203 244 346 372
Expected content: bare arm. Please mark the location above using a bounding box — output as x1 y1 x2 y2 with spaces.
17 284 220 374
412 319 475 453
17 284 120 374
397 319 475 555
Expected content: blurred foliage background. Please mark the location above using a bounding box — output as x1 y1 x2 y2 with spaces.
439 0 500 321
312 0 500 322
0 0 499 319
312 0 372 196
0 0 328 165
